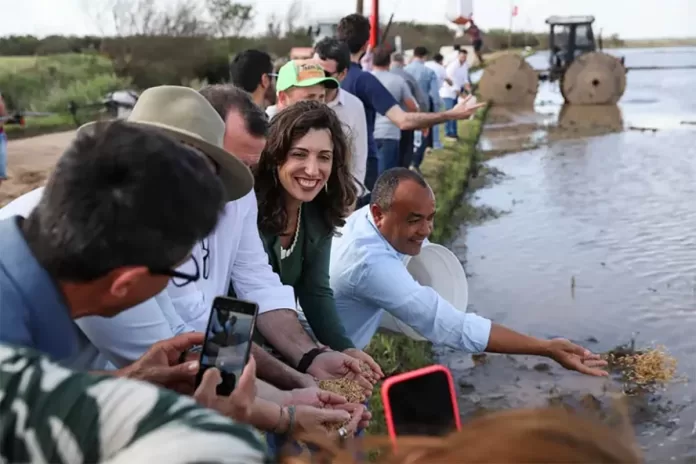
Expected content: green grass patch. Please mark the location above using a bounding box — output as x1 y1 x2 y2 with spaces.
364 106 491 435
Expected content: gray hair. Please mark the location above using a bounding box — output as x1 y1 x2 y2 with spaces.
391 52 405 64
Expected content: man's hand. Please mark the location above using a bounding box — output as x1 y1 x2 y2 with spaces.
292 404 365 437
306 351 373 393
194 356 257 423
117 332 203 393
283 387 347 408
545 338 608 377
330 403 372 430
343 348 384 383
448 95 486 120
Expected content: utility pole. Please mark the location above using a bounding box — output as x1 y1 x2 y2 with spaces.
356 0 364 14
507 1 514 49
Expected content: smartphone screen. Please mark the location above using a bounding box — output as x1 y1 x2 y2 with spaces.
385 369 459 437
197 297 258 396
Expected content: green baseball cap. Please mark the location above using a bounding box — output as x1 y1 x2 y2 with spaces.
276 59 340 92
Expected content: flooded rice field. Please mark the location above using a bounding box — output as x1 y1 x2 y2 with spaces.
445 47 696 462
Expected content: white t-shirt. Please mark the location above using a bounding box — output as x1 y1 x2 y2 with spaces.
327 89 368 190
440 60 470 100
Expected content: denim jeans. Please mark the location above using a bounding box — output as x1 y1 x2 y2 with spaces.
443 98 458 138
412 130 426 169
0 132 7 179
375 138 400 176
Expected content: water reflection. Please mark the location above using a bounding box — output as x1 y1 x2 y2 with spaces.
448 47 696 463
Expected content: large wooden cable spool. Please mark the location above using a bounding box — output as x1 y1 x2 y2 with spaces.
561 52 626 105
478 54 539 107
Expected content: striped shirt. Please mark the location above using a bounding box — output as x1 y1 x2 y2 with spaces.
0 344 270 464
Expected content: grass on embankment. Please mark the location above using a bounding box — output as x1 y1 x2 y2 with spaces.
364 105 490 435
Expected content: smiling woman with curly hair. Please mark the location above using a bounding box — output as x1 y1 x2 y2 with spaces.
254 100 383 379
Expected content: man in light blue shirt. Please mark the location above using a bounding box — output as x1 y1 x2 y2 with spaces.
405 46 443 170
330 168 609 376
0 119 226 382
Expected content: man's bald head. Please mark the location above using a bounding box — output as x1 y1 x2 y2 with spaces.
370 168 435 255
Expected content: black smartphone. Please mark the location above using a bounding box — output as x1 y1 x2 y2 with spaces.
196 296 258 396
382 365 461 440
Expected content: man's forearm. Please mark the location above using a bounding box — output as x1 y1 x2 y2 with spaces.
252 343 314 389
256 309 318 366
256 378 291 405
248 397 285 432
485 323 550 357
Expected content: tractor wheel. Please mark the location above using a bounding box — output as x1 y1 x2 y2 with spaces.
561 52 626 105
478 53 538 107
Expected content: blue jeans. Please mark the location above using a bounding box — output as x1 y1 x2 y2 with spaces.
0 132 7 179
412 130 426 169
375 138 400 176
443 98 458 138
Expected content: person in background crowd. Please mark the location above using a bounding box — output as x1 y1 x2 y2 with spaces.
390 52 428 169
265 60 339 119
360 44 373 71
336 14 485 197
253 101 382 380
329 168 609 377
0 344 269 464
425 53 448 150
0 119 229 386
404 46 442 170
441 48 472 140
0 91 7 186
371 46 418 175
230 49 277 109
466 20 485 65
314 37 369 193
200 84 268 167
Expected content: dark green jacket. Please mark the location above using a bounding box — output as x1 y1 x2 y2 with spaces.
259 202 355 351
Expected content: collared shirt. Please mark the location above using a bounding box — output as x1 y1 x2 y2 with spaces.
0 188 296 368
0 215 110 370
341 62 399 167
329 206 492 351
265 105 278 119
326 88 368 188
0 344 268 463
165 190 296 333
404 59 441 110
440 60 471 100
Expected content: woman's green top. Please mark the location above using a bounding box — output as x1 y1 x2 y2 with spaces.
258 202 355 352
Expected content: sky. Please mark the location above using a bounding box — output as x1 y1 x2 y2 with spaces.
0 0 693 40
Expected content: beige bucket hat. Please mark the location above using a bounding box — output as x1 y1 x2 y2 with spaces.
78 85 253 202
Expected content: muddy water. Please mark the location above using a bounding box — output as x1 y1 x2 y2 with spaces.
445 47 696 462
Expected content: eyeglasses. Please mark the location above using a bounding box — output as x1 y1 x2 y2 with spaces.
201 238 210 280
150 255 200 287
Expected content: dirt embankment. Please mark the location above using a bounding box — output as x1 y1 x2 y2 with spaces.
0 131 75 207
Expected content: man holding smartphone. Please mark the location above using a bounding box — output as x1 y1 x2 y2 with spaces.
0 117 230 389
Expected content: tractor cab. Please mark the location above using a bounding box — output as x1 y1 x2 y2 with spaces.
546 15 596 81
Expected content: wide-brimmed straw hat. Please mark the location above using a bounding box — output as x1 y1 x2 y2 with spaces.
78 85 253 202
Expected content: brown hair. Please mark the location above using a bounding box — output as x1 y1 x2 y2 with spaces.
282 408 642 463
255 100 357 236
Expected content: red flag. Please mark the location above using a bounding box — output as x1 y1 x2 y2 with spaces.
512 5 519 16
